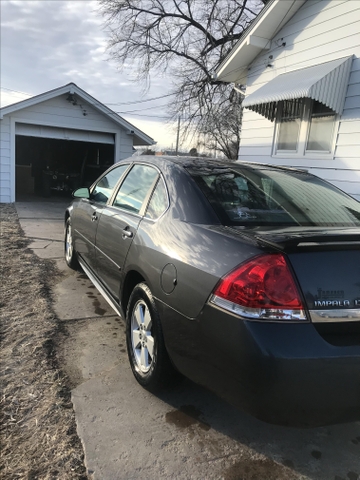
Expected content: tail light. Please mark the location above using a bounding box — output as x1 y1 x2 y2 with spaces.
210 253 307 321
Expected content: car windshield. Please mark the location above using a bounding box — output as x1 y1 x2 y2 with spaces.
188 165 360 227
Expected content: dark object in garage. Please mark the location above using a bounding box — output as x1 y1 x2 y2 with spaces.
16 165 35 195
15 135 114 197
42 168 80 197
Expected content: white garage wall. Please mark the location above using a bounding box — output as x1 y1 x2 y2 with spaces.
0 116 12 203
9 94 120 132
238 0 360 201
15 123 115 144
118 129 135 160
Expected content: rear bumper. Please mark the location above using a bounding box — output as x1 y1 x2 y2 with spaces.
240 334 360 426
159 301 360 426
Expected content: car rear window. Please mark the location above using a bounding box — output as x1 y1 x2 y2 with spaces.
187 165 360 227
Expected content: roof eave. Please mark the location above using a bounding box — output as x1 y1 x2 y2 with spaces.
214 0 306 83
0 83 76 118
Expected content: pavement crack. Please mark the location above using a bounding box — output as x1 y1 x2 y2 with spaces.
28 237 63 243
59 315 122 324
18 217 64 220
199 452 242 463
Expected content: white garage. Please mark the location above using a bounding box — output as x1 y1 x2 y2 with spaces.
0 82 155 202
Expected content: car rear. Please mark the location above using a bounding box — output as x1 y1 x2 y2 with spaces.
185 161 360 425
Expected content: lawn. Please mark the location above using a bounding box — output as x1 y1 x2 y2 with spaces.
0 204 86 479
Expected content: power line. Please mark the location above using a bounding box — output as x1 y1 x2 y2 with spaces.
1 86 32 95
1 86 175 107
1 86 172 119
106 92 176 105
115 104 168 114
117 112 170 119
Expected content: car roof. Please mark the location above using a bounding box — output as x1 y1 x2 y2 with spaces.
131 155 309 175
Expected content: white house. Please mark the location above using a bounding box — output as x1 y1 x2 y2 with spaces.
0 83 155 203
214 0 360 201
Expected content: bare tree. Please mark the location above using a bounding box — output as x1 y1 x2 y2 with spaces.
99 0 266 159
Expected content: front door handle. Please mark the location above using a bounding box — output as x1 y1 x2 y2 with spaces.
122 227 133 239
91 212 98 222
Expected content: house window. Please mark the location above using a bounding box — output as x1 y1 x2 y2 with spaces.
277 100 302 151
307 102 336 151
274 99 336 157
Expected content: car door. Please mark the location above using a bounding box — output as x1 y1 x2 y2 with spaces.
73 164 129 270
95 164 159 299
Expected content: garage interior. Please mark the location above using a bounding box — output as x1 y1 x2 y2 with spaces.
15 135 115 199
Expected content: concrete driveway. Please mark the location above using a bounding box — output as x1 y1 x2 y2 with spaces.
16 198 360 480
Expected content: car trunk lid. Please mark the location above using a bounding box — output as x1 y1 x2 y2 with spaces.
229 226 360 344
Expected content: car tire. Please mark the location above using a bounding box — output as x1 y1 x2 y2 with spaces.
126 283 177 391
64 218 78 270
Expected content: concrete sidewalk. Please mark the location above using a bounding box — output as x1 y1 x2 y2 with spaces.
16 199 360 480
16 199 117 321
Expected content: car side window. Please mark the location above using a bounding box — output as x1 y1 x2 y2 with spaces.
145 178 168 219
113 164 158 214
91 165 128 204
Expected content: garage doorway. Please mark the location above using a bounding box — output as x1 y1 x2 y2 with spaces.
15 131 115 199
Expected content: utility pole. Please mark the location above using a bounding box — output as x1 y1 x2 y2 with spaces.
175 115 180 155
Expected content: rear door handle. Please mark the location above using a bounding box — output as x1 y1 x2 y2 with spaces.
122 227 133 239
91 212 98 222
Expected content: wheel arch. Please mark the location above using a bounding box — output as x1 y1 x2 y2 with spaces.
65 207 72 225
121 270 146 317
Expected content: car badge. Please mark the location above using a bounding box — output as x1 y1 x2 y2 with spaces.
314 300 350 308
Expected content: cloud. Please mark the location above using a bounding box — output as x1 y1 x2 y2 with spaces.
1 0 177 148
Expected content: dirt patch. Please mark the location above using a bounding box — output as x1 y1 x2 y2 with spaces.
0 204 86 479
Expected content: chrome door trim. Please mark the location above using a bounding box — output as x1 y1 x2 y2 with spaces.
94 243 121 270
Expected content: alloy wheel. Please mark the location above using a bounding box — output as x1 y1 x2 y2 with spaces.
65 223 73 264
131 299 154 373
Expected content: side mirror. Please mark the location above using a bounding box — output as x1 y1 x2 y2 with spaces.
73 187 90 199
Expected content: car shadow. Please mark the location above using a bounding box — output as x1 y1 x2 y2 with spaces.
155 376 360 480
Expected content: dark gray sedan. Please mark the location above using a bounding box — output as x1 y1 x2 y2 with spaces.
65 156 360 426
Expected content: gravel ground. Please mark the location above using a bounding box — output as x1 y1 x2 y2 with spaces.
0 204 87 480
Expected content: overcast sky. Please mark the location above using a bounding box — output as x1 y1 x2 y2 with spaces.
0 0 180 149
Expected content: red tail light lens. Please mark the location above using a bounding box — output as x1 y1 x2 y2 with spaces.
211 253 306 321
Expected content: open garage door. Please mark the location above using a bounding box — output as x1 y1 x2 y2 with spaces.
15 123 115 199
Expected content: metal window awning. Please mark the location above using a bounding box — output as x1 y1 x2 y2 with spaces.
242 56 353 121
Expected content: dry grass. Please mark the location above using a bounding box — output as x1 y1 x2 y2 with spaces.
0 204 86 480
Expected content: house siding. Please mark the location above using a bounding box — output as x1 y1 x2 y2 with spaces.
0 116 12 203
8 94 121 133
238 0 360 201
118 129 134 160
